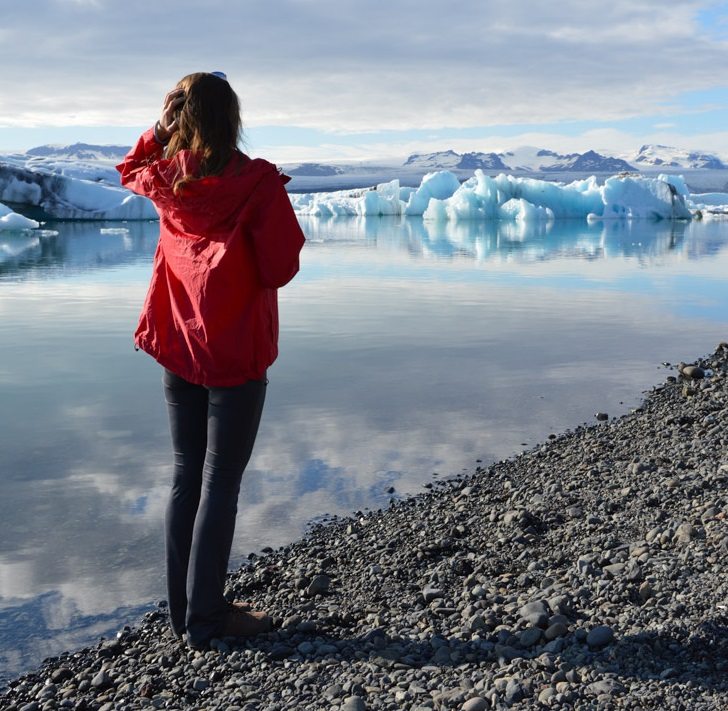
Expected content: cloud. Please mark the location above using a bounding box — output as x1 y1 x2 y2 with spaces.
0 0 726 135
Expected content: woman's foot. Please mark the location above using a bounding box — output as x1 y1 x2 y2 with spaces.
221 602 273 638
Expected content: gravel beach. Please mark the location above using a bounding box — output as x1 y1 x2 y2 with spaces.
3 345 728 710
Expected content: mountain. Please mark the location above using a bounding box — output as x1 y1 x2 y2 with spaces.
286 163 344 177
403 150 461 170
543 150 635 172
632 145 726 170
457 152 509 170
403 150 507 171
26 143 131 161
409 147 633 173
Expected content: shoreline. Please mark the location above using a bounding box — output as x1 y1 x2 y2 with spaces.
3 347 728 710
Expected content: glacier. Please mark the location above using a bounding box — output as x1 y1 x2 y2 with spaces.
289 170 693 222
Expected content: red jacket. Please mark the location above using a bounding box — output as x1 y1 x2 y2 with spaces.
117 128 305 386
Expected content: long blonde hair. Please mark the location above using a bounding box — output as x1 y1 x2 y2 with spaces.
165 72 243 193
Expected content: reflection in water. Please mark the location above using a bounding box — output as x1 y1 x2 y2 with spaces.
1 216 724 282
0 221 158 279
1 217 728 683
296 215 722 263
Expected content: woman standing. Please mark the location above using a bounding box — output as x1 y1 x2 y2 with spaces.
117 72 305 649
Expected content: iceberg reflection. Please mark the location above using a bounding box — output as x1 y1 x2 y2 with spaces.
296 215 712 263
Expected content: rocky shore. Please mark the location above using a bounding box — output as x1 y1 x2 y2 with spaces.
3 346 728 710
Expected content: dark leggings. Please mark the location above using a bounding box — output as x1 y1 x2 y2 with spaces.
163 369 266 647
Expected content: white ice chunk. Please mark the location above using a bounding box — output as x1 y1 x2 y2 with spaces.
687 191 728 218
599 175 691 220
499 198 554 222
0 201 39 230
657 174 690 197
405 171 461 215
0 162 158 220
688 192 728 207
357 180 403 215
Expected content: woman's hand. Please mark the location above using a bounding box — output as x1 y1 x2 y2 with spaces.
155 89 185 143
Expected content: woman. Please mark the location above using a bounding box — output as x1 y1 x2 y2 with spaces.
117 72 305 649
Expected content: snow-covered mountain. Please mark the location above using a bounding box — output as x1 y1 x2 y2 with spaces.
413 147 635 173
286 163 344 177
2 143 127 185
631 144 726 170
404 150 508 171
542 150 634 173
26 142 131 161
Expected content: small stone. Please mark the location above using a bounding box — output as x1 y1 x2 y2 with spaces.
192 677 209 691
518 600 549 627
324 683 344 699
603 563 625 577
638 581 653 602
586 679 626 696
673 522 696 544
306 574 331 596
461 698 488 711
586 625 615 648
545 622 568 640
91 670 111 689
680 364 705 380
422 585 445 603
282 614 302 628
50 668 73 684
519 627 542 647
538 687 557 704
504 678 525 705
595 412 609 421
343 696 367 711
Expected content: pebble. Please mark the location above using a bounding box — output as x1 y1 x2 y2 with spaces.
90 670 111 689
343 695 367 711
586 678 627 696
586 625 615 648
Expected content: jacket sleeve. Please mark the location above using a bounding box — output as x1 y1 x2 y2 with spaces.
248 170 306 288
115 128 177 206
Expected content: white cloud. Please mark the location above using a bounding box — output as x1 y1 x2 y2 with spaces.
0 0 726 135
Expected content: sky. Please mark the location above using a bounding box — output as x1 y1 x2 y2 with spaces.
1 0 728 163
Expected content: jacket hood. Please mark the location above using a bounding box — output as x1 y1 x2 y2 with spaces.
167 152 289 235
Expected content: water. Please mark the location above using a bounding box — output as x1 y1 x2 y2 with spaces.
1 216 728 681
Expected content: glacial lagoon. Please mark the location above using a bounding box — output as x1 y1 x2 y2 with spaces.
1 215 728 681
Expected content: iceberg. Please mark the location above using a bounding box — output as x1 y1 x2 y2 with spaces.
0 201 39 230
291 170 692 222
0 161 157 221
685 189 728 218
